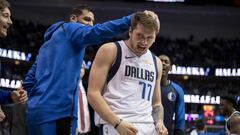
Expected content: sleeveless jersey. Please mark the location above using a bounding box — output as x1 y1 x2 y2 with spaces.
95 40 158 125
225 111 240 135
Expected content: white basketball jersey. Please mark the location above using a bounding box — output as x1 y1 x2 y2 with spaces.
225 111 240 135
95 40 158 125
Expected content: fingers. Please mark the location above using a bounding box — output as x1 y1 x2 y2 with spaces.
116 120 138 135
0 111 6 122
12 90 20 98
156 122 168 135
19 93 28 104
18 90 28 104
129 126 138 134
11 89 28 104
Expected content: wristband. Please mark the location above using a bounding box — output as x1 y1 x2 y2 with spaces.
114 119 123 129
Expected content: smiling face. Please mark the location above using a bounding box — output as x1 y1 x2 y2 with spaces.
159 55 171 76
72 9 94 26
128 23 156 56
0 7 12 37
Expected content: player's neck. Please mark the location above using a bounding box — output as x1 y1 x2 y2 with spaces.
161 76 170 86
124 39 146 57
227 108 236 117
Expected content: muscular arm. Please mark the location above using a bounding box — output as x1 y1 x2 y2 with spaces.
152 57 168 134
87 42 120 126
228 115 240 134
152 58 164 123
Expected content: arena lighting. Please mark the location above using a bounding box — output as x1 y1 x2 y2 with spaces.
147 0 185 2
0 78 21 89
182 114 224 122
170 64 210 76
170 64 240 77
203 105 215 125
0 48 32 61
184 94 220 104
215 68 240 77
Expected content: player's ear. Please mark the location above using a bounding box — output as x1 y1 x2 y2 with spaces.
70 14 77 22
129 26 133 33
128 27 133 37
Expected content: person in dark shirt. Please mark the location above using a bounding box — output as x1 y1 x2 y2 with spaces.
159 54 185 135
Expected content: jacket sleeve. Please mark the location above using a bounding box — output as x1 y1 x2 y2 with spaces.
65 15 132 47
172 82 185 134
0 90 12 104
23 61 37 93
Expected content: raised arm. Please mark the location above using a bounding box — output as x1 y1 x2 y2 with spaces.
65 15 132 47
152 57 168 135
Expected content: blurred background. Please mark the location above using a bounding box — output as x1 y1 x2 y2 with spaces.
0 0 240 134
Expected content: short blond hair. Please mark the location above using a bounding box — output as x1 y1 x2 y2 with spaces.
131 11 160 34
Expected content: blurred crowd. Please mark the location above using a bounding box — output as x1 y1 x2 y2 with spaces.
0 20 239 96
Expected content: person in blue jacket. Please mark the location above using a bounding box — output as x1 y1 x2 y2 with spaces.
23 4 158 135
0 0 28 121
159 54 185 135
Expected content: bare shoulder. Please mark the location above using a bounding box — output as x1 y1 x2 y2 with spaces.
99 42 117 52
95 42 118 65
156 56 162 66
97 42 117 57
156 55 162 71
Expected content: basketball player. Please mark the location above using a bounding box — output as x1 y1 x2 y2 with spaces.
88 11 168 135
220 95 240 134
159 55 185 135
23 3 157 134
0 0 28 121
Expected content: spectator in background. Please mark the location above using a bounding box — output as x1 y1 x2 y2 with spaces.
220 95 240 135
158 54 185 135
0 0 28 122
190 119 205 135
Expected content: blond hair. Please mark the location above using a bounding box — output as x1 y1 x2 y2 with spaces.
131 11 160 34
